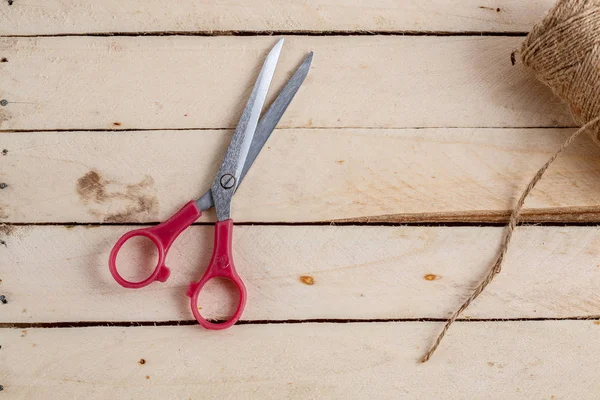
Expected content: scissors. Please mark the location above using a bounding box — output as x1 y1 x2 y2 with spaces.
108 38 313 330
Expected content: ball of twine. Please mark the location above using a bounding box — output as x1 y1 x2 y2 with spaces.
421 0 600 363
521 0 600 142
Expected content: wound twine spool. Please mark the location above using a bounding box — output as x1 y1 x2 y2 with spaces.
421 0 600 362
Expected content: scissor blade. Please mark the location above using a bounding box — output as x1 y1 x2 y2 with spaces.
207 38 283 219
195 51 313 212
238 51 313 186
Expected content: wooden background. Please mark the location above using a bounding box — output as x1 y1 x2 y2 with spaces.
2 1 600 399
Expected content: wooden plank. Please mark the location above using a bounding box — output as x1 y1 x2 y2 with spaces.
2 128 600 224
0 36 572 131
2 321 600 399
2 224 600 323
0 0 555 35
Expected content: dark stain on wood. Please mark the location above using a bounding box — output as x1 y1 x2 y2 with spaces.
77 170 107 203
0 58 6 63
1 149 7 155
0 224 13 236
138 358 146 365
104 195 158 223
76 170 158 222
112 122 122 127
479 6 501 12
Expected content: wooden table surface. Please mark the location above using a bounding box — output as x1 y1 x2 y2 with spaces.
2 1 600 399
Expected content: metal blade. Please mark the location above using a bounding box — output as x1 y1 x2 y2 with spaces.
207 38 283 220
195 51 313 212
238 51 313 186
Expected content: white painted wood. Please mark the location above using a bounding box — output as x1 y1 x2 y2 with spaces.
2 224 600 322
2 128 599 223
2 321 599 399
0 0 555 35
0 36 572 131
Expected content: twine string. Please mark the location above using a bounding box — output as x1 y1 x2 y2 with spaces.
420 117 600 363
421 0 600 362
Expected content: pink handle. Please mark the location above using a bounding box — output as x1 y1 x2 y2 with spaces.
186 219 247 330
108 201 201 289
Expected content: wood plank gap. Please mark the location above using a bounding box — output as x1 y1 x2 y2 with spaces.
5 204 600 226
2 316 600 329
0 125 580 134
0 30 530 39
4 220 600 228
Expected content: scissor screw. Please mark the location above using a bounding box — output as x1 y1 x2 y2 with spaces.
220 174 236 189
0 100 7 106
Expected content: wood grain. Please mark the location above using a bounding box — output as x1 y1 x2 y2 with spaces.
0 0 555 35
2 224 600 323
3 321 600 399
2 128 600 223
0 36 572 131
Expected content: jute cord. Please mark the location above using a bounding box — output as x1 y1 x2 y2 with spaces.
420 0 600 362
420 117 600 363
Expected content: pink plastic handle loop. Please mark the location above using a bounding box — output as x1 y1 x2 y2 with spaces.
108 201 201 289
186 219 247 330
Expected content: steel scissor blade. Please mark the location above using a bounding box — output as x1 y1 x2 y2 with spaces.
196 50 313 212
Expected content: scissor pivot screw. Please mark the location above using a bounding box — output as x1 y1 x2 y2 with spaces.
220 174 236 189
